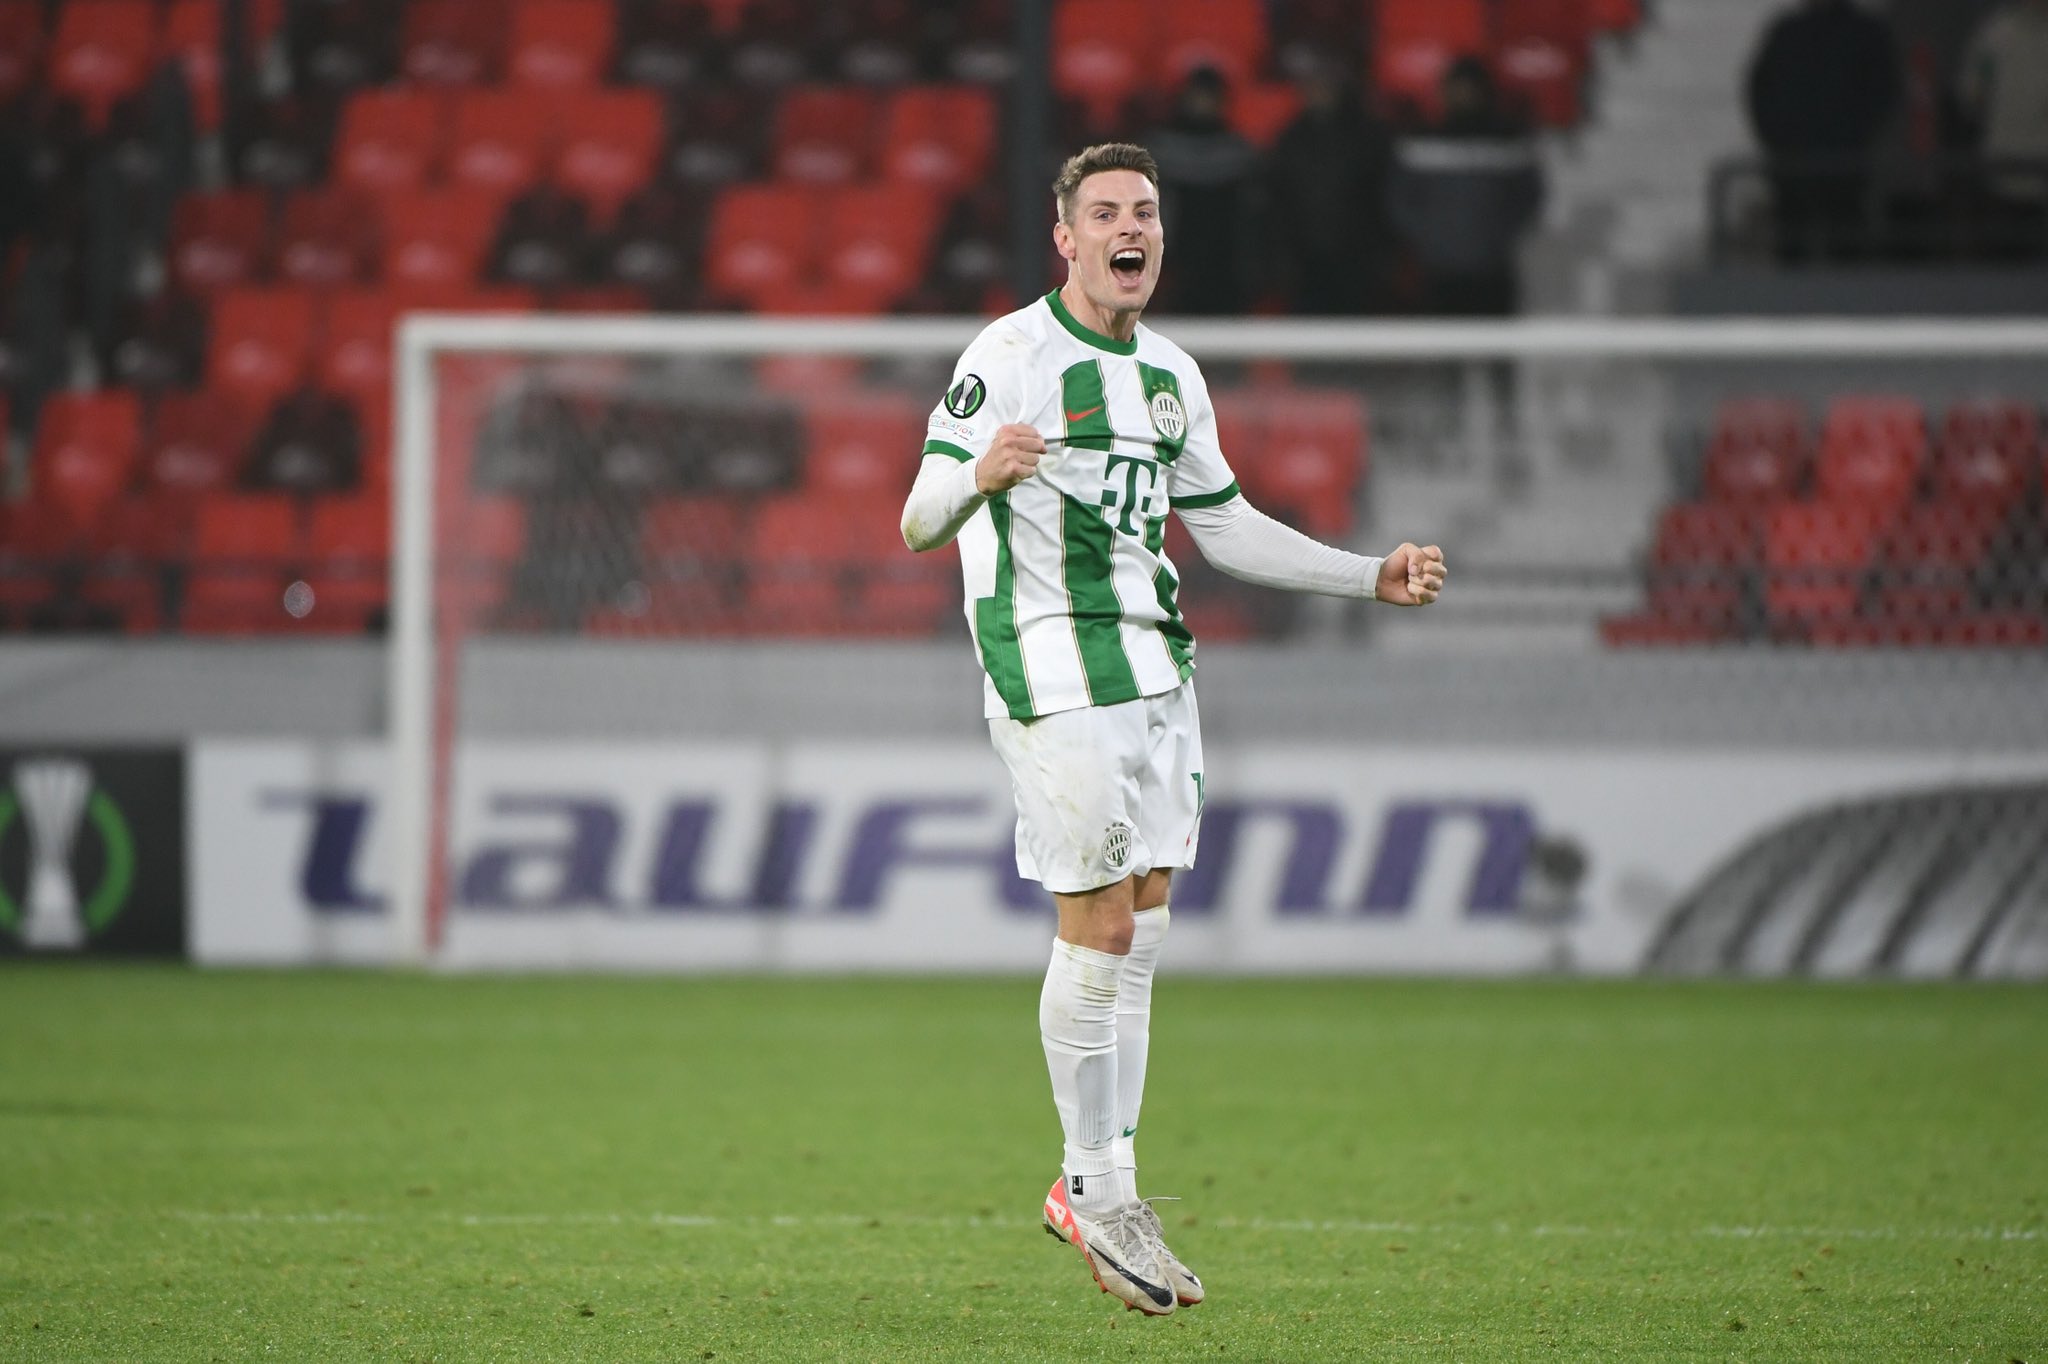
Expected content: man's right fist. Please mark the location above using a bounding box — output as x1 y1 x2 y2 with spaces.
976 424 1045 496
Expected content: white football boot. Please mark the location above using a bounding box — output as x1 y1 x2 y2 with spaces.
1131 1198 1205 1306
1041 1176 1177 1315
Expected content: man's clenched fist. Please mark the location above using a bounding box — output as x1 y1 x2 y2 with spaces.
975 424 1045 496
1375 542 1447 606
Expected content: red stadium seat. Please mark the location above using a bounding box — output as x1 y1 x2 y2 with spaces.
335 89 450 193
1230 84 1305 149
50 0 155 129
1160 0 1267 87
208 287 319 403
1763 500 1888 633
142 390 258 512
319 290 402 406
402 0 502 84
0 3 43 108
1053 0 1149 126
801 392 925 494
275 187 380 287
381 187 507 291
606 494 748 634
705 183 825 304
181 492 303 633
1935 399 2037 510
1374 0 1490 117
879 86 996 192
1816 395 1927 512
1239 391 1368 537
1873 500 2007 622
1495 0 1593 120
448 89 553 195
160 0 226 130
744 492 899 633
1704 397 1809 504
774 86 880 185
1591 0 1642 33
33 391 144 533
168 190 272 294
855 550 955 635
440 494 529 622
299 494 390 632
555 89 664 215
1639 501 1761 638
509 0 614 87
820 183 941 311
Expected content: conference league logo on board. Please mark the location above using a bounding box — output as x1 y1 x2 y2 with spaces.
0 749 186 957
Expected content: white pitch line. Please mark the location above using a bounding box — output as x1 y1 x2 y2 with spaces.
3 1210 2040 1242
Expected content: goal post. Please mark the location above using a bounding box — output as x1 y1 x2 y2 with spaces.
387 313 2048 972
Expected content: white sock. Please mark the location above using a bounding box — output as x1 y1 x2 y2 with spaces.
1113 906 1169 1208
1041 937 1125 1216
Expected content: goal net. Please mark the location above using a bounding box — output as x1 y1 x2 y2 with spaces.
388 314 2048 977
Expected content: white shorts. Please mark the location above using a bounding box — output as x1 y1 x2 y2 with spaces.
988 682 1206 894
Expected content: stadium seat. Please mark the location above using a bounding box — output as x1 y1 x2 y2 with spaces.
1160 0 1267 87
381 187 508 291
664 82 774 188
879 86 997 192
1873 500 2008 622
1239 391 1368 538
275 188 380 287
705 183 825 304
1816 395 1928 512
159 0 226 130
288 0 397 93
1052 0 1149 127
181 492 303 633
509 0 614 86
1230 83 1306 149
556 89 664 216
335 89 450 193
1591 0 1643 34
856 549 955 636
440 493 529 621
0 3 42 108
402 0 503 84
103 291 210 391
168 190 273 294
1935 399 2038 510
207 287 319 404
821 183 941 311
744 492 901 634
246 387 364 495
1703 397 1809 504
773 86 880 185
318 290 402 407
142 390 259 513
605 494 748 634
1763 500 1888 634
801 392 925 494
235 92 338 191
448 89 554 195
299 494 390 632
32 391 144 534
1495 0 1592 127
592 183 701 304
49 0 155 129
616 0 718 89
1374 0 1490 118
1642 501 1760 638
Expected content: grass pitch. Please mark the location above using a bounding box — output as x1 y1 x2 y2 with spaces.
1 967 2042 1362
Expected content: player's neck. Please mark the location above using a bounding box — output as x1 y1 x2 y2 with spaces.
1056 280 1141 346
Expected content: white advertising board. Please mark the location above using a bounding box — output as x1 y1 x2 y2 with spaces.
190 739 2048 974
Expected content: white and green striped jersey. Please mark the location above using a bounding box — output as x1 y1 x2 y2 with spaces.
923 290 1242 721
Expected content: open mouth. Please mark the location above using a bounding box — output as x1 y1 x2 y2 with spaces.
1110 247 1146 285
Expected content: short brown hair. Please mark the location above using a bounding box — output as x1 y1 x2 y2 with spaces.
1052 143 1161 224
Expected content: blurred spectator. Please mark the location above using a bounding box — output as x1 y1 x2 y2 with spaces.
1264 58 1395 315
1744 0 1901 263
245 387 363 494
488 186 593 291
1387 58 1544 316
1147 66 1260 315
1959 0 2048 166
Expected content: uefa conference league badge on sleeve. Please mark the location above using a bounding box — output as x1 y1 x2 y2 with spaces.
944 373 986 420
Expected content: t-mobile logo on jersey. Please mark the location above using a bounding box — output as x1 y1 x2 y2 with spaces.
1099 453 1160 536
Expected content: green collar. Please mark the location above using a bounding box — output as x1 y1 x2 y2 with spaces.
1045 289 1139 356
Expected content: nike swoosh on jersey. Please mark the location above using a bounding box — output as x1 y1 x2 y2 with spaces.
1064 404 1104 422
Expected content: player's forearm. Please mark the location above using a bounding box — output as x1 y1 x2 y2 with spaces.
901 453 987 551
1177 497 1384 598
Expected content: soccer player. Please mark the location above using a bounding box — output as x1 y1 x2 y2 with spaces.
899 143 1448 1316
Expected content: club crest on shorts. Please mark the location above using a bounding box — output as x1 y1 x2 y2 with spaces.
1101 821 1134 873
1148 390 1186 441
944 373 986 419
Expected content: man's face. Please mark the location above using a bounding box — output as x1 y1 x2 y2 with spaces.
1055 169 1164 316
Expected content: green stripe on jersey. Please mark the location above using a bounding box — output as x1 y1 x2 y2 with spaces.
923 438 973 463
1171 479 1240 510
1060 492 1140 706
1135 362 1187 466
1146 513 1195 677
1058 360 1116 451
975 496 1033 718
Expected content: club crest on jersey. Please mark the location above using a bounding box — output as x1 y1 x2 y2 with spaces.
1102 821 1134 873
1148 390 1186 441
944 374 986 419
